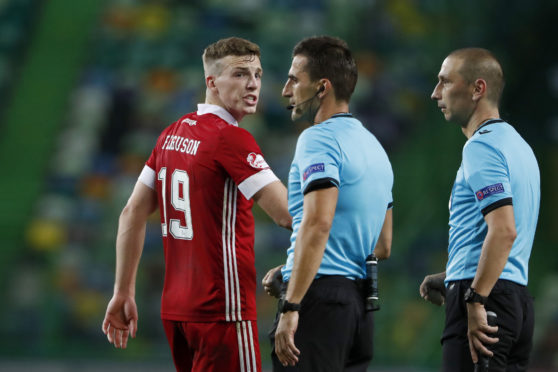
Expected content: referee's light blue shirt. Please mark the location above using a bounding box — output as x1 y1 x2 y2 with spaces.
446 120 540 286
282 114 393 281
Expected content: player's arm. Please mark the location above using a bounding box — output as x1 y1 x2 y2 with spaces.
253 180 292 230
467 205 515 361
472 204 516 296
374 208 392 260
114 181 158 298
286 186 337 303
102 181 158 349
274 186 337 366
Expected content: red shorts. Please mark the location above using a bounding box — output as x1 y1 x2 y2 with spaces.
162 319 261 372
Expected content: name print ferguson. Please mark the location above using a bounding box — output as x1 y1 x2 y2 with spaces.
161 135 201 155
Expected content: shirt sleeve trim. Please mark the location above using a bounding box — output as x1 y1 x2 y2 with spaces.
481 197 513 216
138 165 156 189
238 169 279 199
303 177 339 195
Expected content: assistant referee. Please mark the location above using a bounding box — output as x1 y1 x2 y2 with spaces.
420 48 540 371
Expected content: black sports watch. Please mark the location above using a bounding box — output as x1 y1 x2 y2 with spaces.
278 298 301 313
464 287 487 305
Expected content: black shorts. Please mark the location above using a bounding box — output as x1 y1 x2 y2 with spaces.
442 279 534 372
269 275 374 372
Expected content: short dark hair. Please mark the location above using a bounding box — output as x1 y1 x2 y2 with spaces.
449 48 505 105
293 36 357 102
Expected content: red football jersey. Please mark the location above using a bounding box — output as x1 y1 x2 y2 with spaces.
139 104 278 322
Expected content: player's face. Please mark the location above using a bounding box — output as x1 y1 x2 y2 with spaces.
212 55 262 122
282 55 320 121
431 56 475 127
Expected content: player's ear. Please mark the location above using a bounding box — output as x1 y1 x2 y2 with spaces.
206 76 216 89
472 78 487 102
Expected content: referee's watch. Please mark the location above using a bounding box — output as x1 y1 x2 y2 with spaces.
464 287 487 305
278 298 301 313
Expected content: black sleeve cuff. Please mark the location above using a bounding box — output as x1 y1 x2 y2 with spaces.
303 177 339 195
481 197 513 216
387 202 393 209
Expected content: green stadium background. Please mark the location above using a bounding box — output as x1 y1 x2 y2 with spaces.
0 0 556 371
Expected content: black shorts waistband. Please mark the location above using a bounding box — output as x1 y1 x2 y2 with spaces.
447 278 528 294
281 275 358 293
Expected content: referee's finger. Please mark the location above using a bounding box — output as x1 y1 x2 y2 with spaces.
276 338 289 366
468 337 479 363
284 337 299 364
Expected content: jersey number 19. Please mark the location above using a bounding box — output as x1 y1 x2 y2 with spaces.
158 167 193 240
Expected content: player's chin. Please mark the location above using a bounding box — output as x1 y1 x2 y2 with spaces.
290 111 301 121
243 105 258 115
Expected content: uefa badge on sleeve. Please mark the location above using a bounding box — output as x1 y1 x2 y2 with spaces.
475 183 504 201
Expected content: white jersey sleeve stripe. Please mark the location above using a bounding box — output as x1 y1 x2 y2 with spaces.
230 186 242 321
138 165 156 189
222 179 232 321
238 169 279 200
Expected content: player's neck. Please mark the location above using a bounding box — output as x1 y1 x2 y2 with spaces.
205 95 245 122
313 99 350 125
463 107 500 139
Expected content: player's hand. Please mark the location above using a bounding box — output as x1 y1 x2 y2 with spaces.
466 303 499 363
101 293 138 349
274 311 300 367
419 272 446 306
262 265 283 298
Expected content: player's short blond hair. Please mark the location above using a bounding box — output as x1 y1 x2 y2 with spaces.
202 37 260 77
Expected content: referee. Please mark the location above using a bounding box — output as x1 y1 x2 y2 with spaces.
420 48 540 371
263 36 393 371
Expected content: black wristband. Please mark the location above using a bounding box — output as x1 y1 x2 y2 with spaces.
278 298 301 313
464 287 487 305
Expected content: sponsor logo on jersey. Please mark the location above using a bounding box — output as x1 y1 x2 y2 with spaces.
246 152 269 169
475 183 504 200
478 129 491 134
303 163 324 181
181 118 197 126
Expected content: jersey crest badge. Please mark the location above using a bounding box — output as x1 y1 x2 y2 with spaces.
247 152 269 169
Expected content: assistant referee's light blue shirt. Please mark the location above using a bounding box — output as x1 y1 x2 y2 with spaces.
282 114 393 281
445 120 540 286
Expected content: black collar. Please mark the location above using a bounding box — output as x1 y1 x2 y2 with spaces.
474 119 504 134
331 113 353 119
